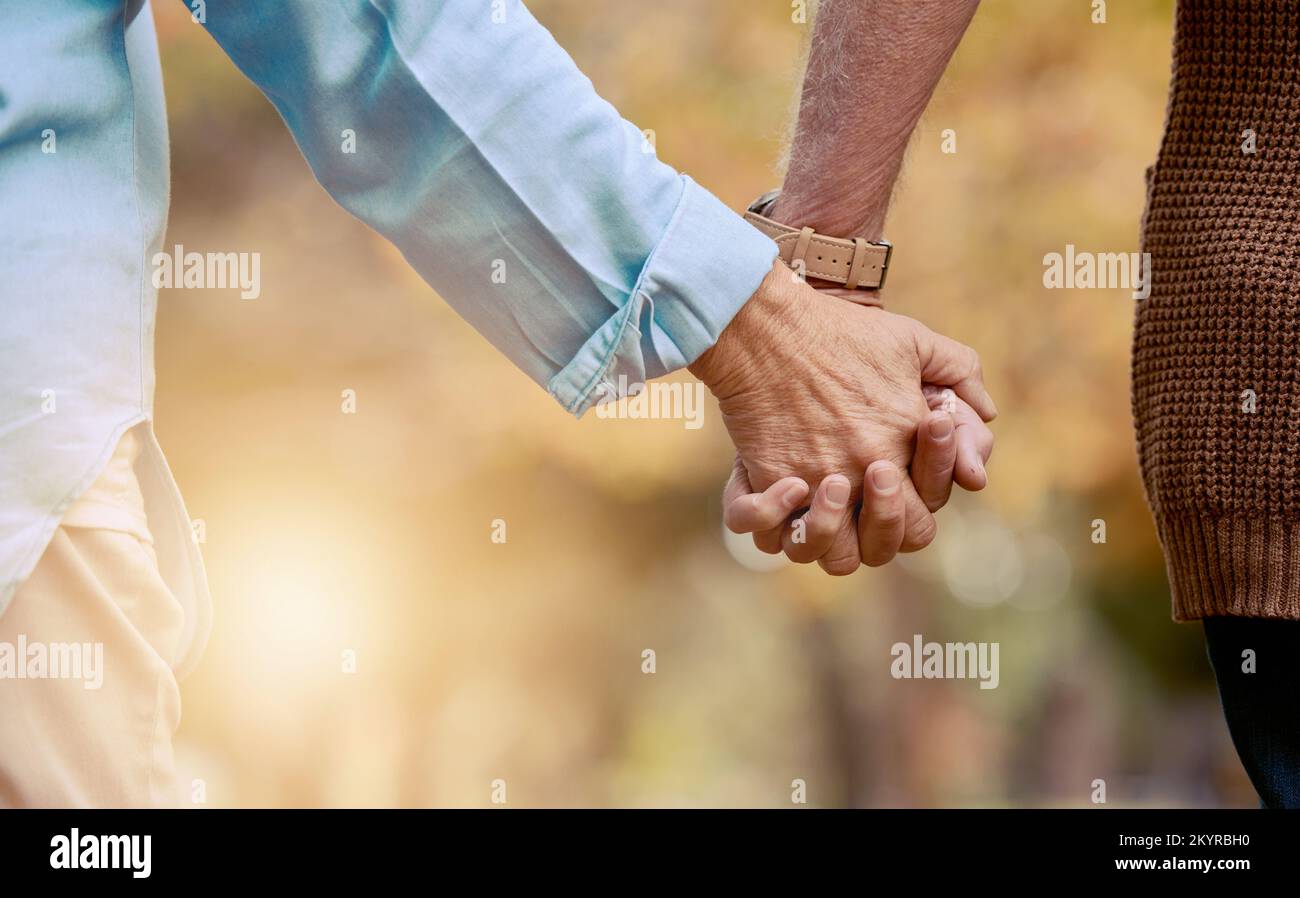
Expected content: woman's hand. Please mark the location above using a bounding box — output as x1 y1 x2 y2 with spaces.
721 386 993 573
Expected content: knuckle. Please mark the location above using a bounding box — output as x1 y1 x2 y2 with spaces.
873 507 906 530
926 444 955 471
861 541 898 567
807 516 841 546
753 533 783 555
902 531 936 554
819 553 860 576
902 516 938 552
783 538 819 564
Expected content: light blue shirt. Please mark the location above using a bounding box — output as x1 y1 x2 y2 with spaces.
0 0 777 676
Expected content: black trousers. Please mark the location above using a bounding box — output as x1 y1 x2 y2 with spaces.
1203 617 1300 808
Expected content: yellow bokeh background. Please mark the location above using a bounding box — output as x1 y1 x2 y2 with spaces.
151 0 1250 807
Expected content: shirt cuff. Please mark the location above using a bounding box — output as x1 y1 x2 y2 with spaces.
547 176 777 416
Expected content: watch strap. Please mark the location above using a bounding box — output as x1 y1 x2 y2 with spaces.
743 191 892 291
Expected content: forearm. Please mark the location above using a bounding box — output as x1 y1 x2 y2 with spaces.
193 0 776 416
771 0 981 239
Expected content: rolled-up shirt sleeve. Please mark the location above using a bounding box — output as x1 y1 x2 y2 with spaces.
192 0 777 415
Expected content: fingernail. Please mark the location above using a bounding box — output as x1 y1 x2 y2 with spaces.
780 483 805 509
825 477 850 508
929 414 954 440
870 464 899 493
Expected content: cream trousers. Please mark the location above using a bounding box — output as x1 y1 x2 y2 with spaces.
0 426 183 807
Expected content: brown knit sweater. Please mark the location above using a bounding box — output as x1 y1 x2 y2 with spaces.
1135 0 1300 620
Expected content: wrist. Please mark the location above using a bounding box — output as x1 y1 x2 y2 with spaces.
768 190 889 244
688 259 804 400
744 189 893 297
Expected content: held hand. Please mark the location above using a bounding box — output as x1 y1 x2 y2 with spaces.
722 388 994 572
692 260 995 574
920 384 994 495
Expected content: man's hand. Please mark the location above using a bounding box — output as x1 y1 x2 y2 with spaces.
700 0 987 574
690 259 995 574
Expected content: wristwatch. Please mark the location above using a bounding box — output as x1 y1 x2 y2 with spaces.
743 189 893 297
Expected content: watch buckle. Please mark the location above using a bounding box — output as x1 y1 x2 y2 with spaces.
875 239 893 291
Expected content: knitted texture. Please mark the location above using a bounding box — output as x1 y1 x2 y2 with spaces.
1134 0 1300 620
